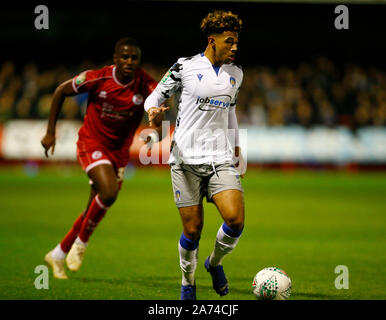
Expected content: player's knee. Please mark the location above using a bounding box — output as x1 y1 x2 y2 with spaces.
184 230 201 241
99 187 119 207
224 216 244 232
184 223 203 241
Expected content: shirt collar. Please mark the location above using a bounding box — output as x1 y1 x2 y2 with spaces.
200 53 221 75
112 66 135 87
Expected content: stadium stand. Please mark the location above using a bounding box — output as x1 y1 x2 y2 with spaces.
1 57 385 131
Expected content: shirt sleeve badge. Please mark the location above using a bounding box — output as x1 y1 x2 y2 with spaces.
75 72 87 85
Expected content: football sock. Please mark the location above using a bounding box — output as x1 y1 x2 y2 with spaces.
75 236 88 247
60 213 85 253
78 194 109 243
51 243 67 260
209 222 243 267
178 232 199 286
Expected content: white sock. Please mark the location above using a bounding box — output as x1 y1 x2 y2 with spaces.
209 224 242 267
178 242 198 286
75 236 88 247
51 244 67 260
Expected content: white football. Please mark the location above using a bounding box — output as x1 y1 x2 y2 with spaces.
252 267 292 300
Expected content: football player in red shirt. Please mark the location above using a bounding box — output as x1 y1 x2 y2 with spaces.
41 37 167 279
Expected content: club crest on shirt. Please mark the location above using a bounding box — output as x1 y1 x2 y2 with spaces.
197 74 203 81
75 72 87 85
230 76 236 88
98 91 107 99
175 190 181 201
132 93 144 105
92 151 103 160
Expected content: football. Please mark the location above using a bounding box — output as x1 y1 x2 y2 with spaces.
252 267 292 300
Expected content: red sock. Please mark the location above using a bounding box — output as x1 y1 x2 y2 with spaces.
78 195 109 243
60 213 85 253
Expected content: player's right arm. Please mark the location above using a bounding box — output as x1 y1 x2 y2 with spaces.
41 79 77 158
42 69 101 157
144 60 183 126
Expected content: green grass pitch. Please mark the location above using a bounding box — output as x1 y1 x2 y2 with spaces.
0 164 385 300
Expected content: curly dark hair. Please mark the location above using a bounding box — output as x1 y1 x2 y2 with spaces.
200 10 242 36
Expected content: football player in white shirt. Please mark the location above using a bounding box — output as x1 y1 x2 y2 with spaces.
144 10 245 300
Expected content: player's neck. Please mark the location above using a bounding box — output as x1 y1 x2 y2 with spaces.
115 69 135 84
204 47 224 67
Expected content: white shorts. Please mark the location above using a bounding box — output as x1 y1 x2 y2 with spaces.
170 161 244 208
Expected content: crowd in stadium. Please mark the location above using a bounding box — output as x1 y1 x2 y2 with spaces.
1 56 385 130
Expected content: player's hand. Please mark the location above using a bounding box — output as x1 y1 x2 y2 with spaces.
234 146 246 178
147 104 169 127
139 130 159 150
41 132 56 158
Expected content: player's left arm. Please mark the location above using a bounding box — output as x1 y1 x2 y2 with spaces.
229 73 246 176
229 77 242 155
229 104 246 177
228 105 240 156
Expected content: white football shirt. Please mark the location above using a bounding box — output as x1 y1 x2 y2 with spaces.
144 53 243 165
